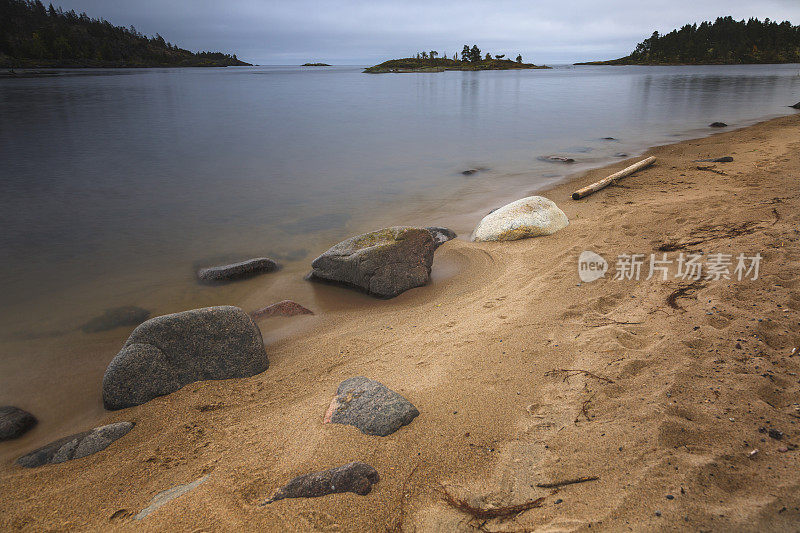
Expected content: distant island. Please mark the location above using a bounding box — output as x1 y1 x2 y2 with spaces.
365 45 549 73
302 63 331 66
576 17 800 65
0 0 251 68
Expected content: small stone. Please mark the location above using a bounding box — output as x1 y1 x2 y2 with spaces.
778 446 789 453
555 498 563 504
197 258 278 282
250 300 313 319
0 406 37 441
17 422 134 467
263 462 379 503
655 511 662 517
709 122 728 128
666 495 674 500
768 428 784 440
324 377 419 436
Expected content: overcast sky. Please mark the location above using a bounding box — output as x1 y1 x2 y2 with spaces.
53 0 800 65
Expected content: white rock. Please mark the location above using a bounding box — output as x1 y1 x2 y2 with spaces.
472 196 569 242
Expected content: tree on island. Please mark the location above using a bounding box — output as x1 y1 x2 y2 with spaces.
470 45 481 62
592 16 800 64
516 54 522 63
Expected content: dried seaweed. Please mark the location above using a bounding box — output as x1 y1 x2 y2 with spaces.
535 476 599 489
440 486 545 519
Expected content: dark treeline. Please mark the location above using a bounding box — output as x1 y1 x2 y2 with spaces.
0 0 251 68
618 17 800 64
413 45 523 63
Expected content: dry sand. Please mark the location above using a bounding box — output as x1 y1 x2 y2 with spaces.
1 114 799 532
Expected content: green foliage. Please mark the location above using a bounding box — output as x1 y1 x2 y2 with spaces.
590 16 800 65
0 0 251 67
363 56 549 73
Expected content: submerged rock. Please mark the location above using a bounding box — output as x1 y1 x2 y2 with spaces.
250 300 314 319
425 227 457 249
17 421 134 467
472 196 569 242
264 462 380 503
81 306 150 333
102 306 267 410
709 122 728 128
197 258 278 282
308 226 434 298
0 406 37 441
614 152 629 158
324 376 419 436
538 155 575 164
790 102 800 109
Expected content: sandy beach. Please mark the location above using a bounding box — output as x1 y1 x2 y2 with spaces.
1 113 799 531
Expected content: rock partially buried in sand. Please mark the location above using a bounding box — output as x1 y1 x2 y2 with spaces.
81 306 150 333
425 227 457 249
709 122 728 128
263 462 380 503
16 421 134 467
308 226 435 298
134 475 210 520
197 258 278 282
251 300 314 319
325 376 419 436
102 306 267 410
0 406 37 441
472 196 569 242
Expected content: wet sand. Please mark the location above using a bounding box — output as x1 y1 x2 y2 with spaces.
1 113 799 531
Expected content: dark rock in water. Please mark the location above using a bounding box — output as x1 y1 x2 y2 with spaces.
197 258 278 282
324 376 419 436
102 306 267 410
17 421 133 467
601 137 618 141
461 167 487 176
694 156 733 163
790 102 800 109
538 155 575 164
709 122 728 128
251 300 314 319
308 226 434 298
613 152 629 158
264 462 379 503
425 227 456 249
81 306 150 333
0 406 37 441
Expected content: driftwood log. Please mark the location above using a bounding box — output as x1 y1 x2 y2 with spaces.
572 156 656 200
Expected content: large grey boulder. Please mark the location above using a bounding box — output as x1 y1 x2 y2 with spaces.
17 421 134 467
197 258 278 282
263 462 380 503
308 227 435 298
472 196 568 242
0 406 37 441
103 306 267 410
324 377 419 436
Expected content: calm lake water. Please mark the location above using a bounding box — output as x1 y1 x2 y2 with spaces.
1 63 799 448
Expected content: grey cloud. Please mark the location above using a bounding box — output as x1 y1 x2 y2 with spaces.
52 0 800 64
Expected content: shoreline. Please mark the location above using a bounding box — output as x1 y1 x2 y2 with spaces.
2 114 800 530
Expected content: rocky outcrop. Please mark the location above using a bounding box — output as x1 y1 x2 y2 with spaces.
81 306 150 333
425 227 456 249
250 300 314 319
264 462 380 503
308 227 435 298
472 196 569 242
324 377 419 436
102 306 267 410
0 406 37 441
197 258 278 282
17 422 134 467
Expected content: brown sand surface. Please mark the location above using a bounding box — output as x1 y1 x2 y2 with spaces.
1 114 799 532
